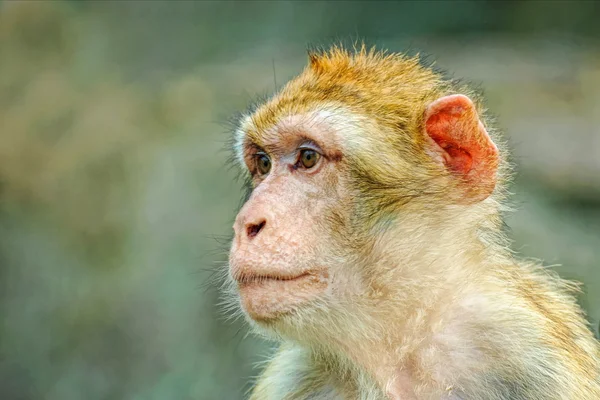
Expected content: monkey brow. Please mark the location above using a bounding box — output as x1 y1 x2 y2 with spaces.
249 131 324 154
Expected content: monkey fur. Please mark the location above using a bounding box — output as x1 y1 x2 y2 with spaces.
226 45 600 400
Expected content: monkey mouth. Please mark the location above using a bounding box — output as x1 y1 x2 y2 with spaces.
234 271 314 287
234 269 329 322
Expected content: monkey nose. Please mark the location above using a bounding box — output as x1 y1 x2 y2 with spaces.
245 219 266 240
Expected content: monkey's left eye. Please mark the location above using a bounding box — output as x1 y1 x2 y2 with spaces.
299 149 320 169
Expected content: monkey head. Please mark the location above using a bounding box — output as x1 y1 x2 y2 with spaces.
228 46 502 341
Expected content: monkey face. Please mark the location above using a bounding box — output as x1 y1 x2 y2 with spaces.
228 112 361 327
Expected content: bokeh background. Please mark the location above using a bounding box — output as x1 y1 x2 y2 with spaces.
1 1 599 399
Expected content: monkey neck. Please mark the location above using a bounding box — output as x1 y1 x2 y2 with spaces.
312 219 507 397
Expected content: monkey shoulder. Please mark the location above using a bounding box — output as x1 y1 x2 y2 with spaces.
437 267 600 399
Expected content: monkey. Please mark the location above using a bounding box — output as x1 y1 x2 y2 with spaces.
226 45 600 399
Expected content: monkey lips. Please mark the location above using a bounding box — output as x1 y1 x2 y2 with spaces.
230 263 329 322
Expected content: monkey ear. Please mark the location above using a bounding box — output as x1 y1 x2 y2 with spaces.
424 94 499 203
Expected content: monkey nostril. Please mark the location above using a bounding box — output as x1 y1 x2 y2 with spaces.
246 220 266 239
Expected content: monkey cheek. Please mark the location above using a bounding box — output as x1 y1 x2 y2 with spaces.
238 274 328 323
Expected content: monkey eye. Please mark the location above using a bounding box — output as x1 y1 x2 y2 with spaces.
255 153 271 176
299 149 320 169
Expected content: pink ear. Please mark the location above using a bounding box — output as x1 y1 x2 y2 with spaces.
424 94 499 202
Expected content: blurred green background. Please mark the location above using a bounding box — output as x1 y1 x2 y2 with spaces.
1 1 599 399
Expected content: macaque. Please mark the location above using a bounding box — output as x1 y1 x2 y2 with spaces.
226 45 600 399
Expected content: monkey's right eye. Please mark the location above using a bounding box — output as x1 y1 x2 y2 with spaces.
256 153 271 176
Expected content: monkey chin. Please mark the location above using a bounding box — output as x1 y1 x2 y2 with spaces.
237 272 328 323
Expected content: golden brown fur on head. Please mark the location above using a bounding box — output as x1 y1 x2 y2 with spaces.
239 44 508 229
227 44 600 399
